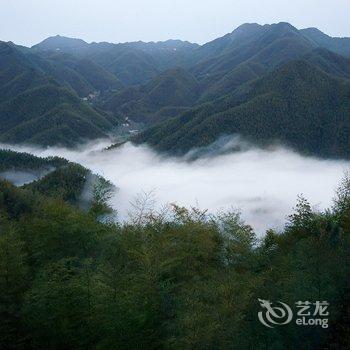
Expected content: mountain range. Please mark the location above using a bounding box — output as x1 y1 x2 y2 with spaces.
1 22 350 157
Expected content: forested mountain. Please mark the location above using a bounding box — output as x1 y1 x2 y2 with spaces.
33 36 199 86
137 60 350 158
1 148 350 349
32 35 90 55
29 51 123 97
96 23 350 130
301 27 350 57
188 22 350 101
0 149 113 210
0 149 67 172
31 24 350 92
189 23 312 90
0 41 48 103
0 42 121 146
103 67 200 124
303 47 350 79
2 21 350 350
1 22 350 153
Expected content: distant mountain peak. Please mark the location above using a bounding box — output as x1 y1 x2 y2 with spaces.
232 23 262 32
273 21 297 28
226 23 264 42
267 22 300 35
300 27 350 56
32 35 89 52
232 22 297 33
301 27 329 36
300 27 330 42
227 22 300 45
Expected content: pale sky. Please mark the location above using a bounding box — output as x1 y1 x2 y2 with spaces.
1 0 350 47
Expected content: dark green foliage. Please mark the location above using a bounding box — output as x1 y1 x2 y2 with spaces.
79 23 350 140
0 83 116 146
0 42 50 104
190 22 313 99
30 51 124 97
23 258 97 349
303 47 350 79
0 149 67 172
0 149 115 212
0 41 121 146
103 68 199 124
138 60 350 159
23 164 88 204
3 23 350 148
0 181 36 220
1 173 350 349
0 227 29 350
95 23 319 123
1 23 350 349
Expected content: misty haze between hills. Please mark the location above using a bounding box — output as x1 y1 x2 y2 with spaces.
2 18 350 350
3 138 348 234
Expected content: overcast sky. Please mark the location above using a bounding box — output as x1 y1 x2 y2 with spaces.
1 0 350 47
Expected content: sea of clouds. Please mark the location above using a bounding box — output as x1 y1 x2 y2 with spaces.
1 137 349 234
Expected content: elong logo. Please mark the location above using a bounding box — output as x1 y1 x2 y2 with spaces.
258 299 329 329
258 299 293 328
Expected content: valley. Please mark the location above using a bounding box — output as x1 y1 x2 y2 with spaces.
1 22 350 158
1 17 350 350
1 140 349 234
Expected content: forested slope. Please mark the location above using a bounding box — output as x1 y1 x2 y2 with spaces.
103 67 200 124
0 149 113 210
2 22 350 150
138 60 350 158
29 50 123 97
1 150 350 349
33 36 199 86
0 42 121 146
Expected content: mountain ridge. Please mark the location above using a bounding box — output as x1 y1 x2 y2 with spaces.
2 22 350 154
137 59 350 159
0 41 121 146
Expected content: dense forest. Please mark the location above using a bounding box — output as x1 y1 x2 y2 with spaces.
0 149 68 172
137 59 350 159
0 150 114 212
1 150 350 349
0 42 122 146
1 22 350 155
1 22 350 348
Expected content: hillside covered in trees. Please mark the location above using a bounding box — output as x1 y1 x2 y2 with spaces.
137 59 350 159
2 11 350 350
1 22 350 157
102 67 200 124
0 150 114 212
1 149 350 349
0 42 122 146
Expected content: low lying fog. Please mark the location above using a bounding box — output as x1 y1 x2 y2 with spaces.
2 138 349 234
0 170 42 186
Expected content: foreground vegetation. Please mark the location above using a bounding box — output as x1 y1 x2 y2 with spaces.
1 159 350 349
